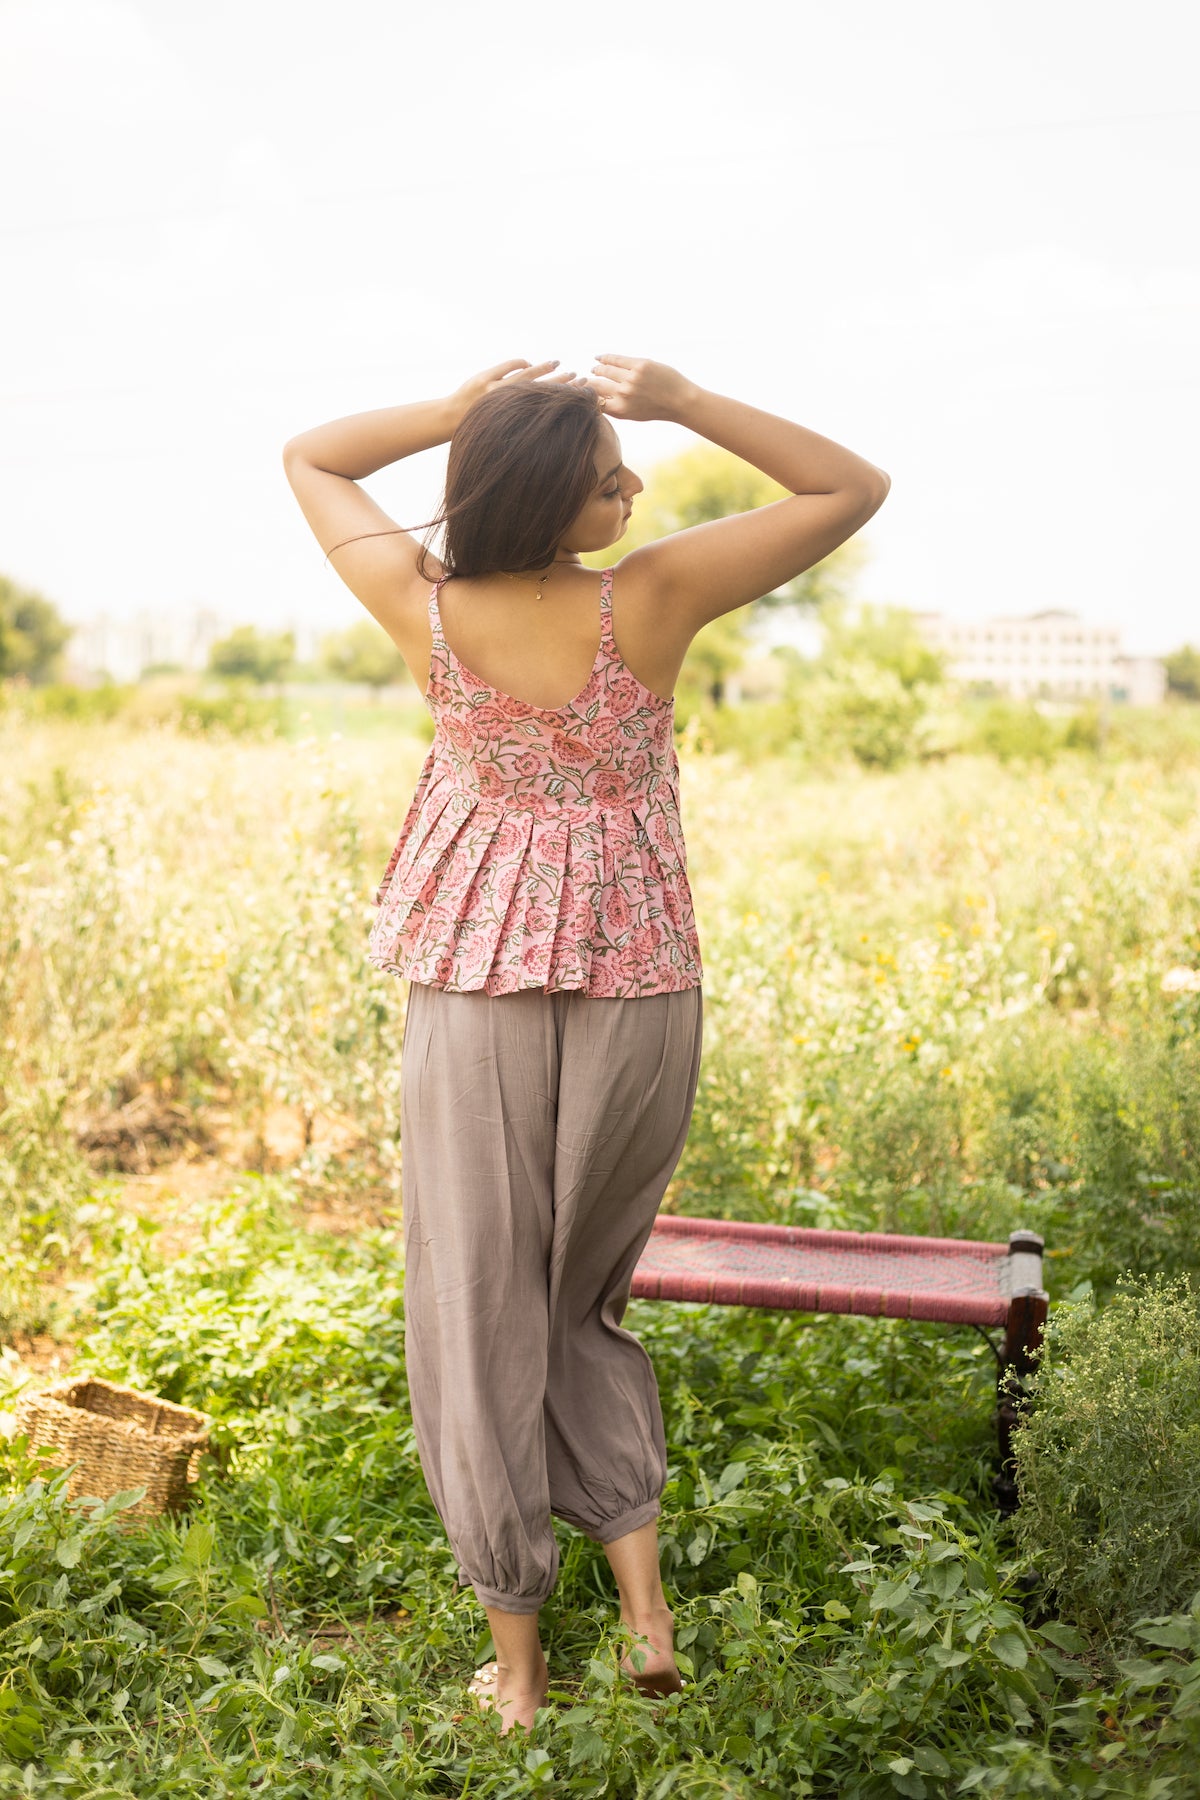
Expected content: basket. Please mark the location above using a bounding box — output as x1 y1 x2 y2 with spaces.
14 1377 212 1519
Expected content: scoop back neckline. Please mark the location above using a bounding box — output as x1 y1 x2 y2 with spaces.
429 567 674 715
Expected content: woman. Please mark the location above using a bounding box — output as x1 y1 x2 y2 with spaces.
283 355 889 1733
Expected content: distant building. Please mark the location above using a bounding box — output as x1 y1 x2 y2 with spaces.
912 609 1166 706
61 610 325 684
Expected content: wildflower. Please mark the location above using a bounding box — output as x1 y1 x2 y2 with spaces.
936 922 952 938
1161 967 1200 995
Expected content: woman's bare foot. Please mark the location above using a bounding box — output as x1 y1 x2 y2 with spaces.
619 1603 683 1695
466 1654 550 1733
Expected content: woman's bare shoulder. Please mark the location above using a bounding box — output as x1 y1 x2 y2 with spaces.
607 546 695 700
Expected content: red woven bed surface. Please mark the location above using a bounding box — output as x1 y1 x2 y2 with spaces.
630 1216 1012 1325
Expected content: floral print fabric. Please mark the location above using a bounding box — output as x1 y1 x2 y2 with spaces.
368 568 703 996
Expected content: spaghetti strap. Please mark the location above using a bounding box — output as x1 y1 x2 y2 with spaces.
599 567 615 647
428 577 448 644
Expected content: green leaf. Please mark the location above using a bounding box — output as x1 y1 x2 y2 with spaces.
991 1631 1028 1669
924 1561 963 1600
196 1656 230 1679
311 1653 346 1673
182 1520 214 1569
1037 1621 1089 1654
718 1460 749 1496
1039 1648 1089 1679
871 1577 915 1614
1135 1620 1193 1649
1117 1657 1172 1687
102 1488 147 1517
824 1600 852 1622
913 1747 952 1777
54 1534 83 1569
226 1594 268 1619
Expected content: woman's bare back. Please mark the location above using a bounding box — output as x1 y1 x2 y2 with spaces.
407 560 688 709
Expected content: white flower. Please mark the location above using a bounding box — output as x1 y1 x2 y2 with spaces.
1161 966 1200 995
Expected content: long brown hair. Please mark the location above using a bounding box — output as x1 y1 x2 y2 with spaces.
421 381 604 580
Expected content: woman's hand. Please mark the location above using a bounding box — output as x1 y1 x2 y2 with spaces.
447 358 581 428
584 356 701 424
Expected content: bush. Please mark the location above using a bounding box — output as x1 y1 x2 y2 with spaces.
963 699 1061 762
785 658 935 770
1012 1274 1200 1641
3 680 132 722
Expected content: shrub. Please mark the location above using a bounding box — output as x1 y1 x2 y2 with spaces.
1012 1274 1200 1641
785 658 934 770
964 699 1061 763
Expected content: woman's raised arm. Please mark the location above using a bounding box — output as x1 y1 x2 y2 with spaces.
587 356 890 629
281 359 565 632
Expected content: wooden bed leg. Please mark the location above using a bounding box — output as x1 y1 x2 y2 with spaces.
994 1231 1049 1517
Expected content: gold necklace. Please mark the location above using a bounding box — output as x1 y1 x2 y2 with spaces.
498 558 576 601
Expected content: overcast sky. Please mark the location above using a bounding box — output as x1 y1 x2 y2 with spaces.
2 0 1198 655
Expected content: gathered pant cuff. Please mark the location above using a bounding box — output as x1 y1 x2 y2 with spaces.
577 1497 663 1544
471 1583 552 1615
466 1499 663 1612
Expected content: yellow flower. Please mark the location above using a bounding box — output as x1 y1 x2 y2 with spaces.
936 922 952 938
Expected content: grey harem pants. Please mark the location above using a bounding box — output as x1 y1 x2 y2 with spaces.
399 979 704 1615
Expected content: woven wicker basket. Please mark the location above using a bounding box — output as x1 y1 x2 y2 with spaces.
14 1377 212 1519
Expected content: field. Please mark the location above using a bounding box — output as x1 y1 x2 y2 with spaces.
2 701 1200 1797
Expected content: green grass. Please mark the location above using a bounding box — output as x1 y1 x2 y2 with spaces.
2 709 1200 1794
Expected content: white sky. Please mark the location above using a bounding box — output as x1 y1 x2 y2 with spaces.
2 0 1198 656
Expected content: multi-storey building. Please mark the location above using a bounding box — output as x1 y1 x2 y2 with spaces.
911 609 1165 705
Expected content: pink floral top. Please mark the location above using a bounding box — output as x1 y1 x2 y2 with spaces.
368 567 703 997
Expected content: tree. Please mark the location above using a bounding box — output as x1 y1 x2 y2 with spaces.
818 599 947 690
207 625 295 686
1164 644 1200 702
320 619 410 698
0 574 73 683
584 444 861 704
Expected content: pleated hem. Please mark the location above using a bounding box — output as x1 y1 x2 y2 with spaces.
369 763 703 997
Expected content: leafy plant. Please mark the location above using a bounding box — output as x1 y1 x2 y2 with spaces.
1013 1275 1200 1641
